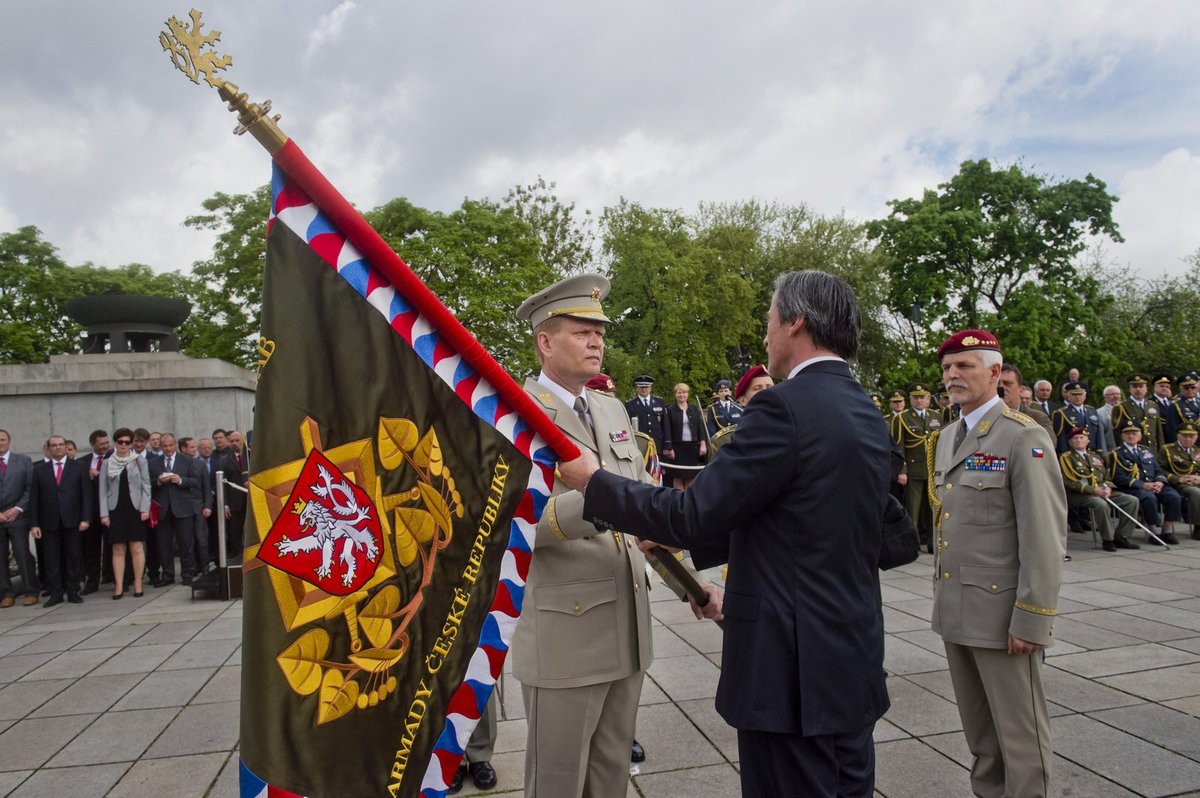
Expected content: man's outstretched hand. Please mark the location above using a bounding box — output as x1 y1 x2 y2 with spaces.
558 449 601 492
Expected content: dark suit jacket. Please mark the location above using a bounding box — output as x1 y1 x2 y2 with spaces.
78 451 109 524
624 395 672 452
28 458 92 530
150 453 202 519
214 448 246 511
0 452 33 517
583 359 891 737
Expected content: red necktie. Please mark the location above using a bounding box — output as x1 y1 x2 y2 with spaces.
0 458 6 478
54 461 63 485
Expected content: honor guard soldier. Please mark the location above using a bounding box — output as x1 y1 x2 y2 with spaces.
931 329 1066 798
1160 420 1200 540
869 391 885 415
705 378 743 436
1152 372 1175 412
1166 372 1200 444
886 389 906 426
893 382 940 552
1109 418 1183 544
1111 373 1166 453
1052 381 1106 455
514 275 656 797
625 375 672 458
1059 427 1141 551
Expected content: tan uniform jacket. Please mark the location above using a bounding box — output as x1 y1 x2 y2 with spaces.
932 403 1066 649
511 378 654 689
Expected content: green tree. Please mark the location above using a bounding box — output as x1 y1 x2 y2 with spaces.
867 159 1122 331
366 197 556 378
0 226 77 363
503 177 596 276
1102 249 1200 381
184 185 272 367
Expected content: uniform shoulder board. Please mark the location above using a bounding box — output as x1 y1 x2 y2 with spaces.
1002 408 1037 427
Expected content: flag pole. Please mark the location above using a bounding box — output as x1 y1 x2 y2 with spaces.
160 10 580 463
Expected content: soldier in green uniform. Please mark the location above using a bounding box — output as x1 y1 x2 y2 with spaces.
893 382 940 552
932 329 1065 798
1111 373 1166 452
1058 427 1141 551
1160 420 1200 541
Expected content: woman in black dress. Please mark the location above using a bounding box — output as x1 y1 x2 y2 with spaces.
663 383 707 489
98 428 151 599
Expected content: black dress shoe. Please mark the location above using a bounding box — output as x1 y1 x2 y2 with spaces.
468 761 497 790
631 739 646 763
1102 540 1117 552
67 594 83 604
43 596 63 607
446 764 465 795
1192 528 1200 541
1114 536 1140 549
1162 532 1181 545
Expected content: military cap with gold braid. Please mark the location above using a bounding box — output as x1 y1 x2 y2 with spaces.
516 273 611 328
1128 372 1150 386
1154 372 1173 387
909 382 931 396
888 390 906 402
1178 421 1199 436
1179 372 1199 388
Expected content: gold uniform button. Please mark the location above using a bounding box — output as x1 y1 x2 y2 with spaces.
573 603 581 614
976 481 983 487
634 583 640 592
944 512 951 520
601 460 608 467
940 540 949 550
991 584 998 591
946 483 953 489
943 572 951 580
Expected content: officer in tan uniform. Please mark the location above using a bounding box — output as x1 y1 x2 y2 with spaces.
513 275 656 798
1111 373 1166 452
932 329 1066 798
1159 420 1200 541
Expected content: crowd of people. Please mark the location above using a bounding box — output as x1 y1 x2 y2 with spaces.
0 426 249 608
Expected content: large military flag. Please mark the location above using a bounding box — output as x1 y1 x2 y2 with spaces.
239 140 575 798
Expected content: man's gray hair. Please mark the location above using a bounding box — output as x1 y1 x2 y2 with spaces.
772 270 861 360
1033 379 1051 390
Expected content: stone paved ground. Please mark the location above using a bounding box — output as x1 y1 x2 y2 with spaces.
3 530 1200 796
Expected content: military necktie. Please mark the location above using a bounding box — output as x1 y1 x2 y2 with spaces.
574 396 593 431
953 421 967 452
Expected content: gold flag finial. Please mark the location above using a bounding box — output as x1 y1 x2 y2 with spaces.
160 9 288 154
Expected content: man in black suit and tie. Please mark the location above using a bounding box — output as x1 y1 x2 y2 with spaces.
0 430 40 607
29 435 92 606
78 429 110 594
149 433 203 586
225 430 250 559
624 376 672 460
560 270 892 796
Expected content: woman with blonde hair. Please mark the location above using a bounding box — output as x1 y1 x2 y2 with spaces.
99 427 151 598
663 382 706 489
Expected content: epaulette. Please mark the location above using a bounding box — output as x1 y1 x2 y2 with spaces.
1002 408 1037 427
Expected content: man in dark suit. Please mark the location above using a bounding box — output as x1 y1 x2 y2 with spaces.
226 430 250 559
0 429 40 607
624 376 672 460
78 428 110 594
560 270 892 796
29 435 92 606
179 436 213 581
149 433 203 585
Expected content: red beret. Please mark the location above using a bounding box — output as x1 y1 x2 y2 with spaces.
585 373 616 394
937 329 1001 360
735 365 769 399
1068 427 1089 438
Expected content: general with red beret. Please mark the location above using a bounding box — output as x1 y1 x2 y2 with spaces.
936 329 1002 360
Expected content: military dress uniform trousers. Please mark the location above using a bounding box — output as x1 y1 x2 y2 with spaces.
521 670 644 798
904 478 933 545
465 691 499 764
1120 485 1182 528
945 642 1052 798
1064 493 1139 542
1179 485 1200 530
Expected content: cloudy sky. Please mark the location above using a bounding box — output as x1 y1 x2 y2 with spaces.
3 1 1198 280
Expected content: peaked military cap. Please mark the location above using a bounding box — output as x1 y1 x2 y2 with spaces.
735 365 769 399
888 390 906 402
909 383 931 396
1179 372 1198 388
1154 372 1173 387
1117 418 1142 433
937 329 1001 359
633 375 654 386
1178 421 1199 436
517 274 611 328
714 379 733 390
1127 373 1150 385
1065 381 1086 394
